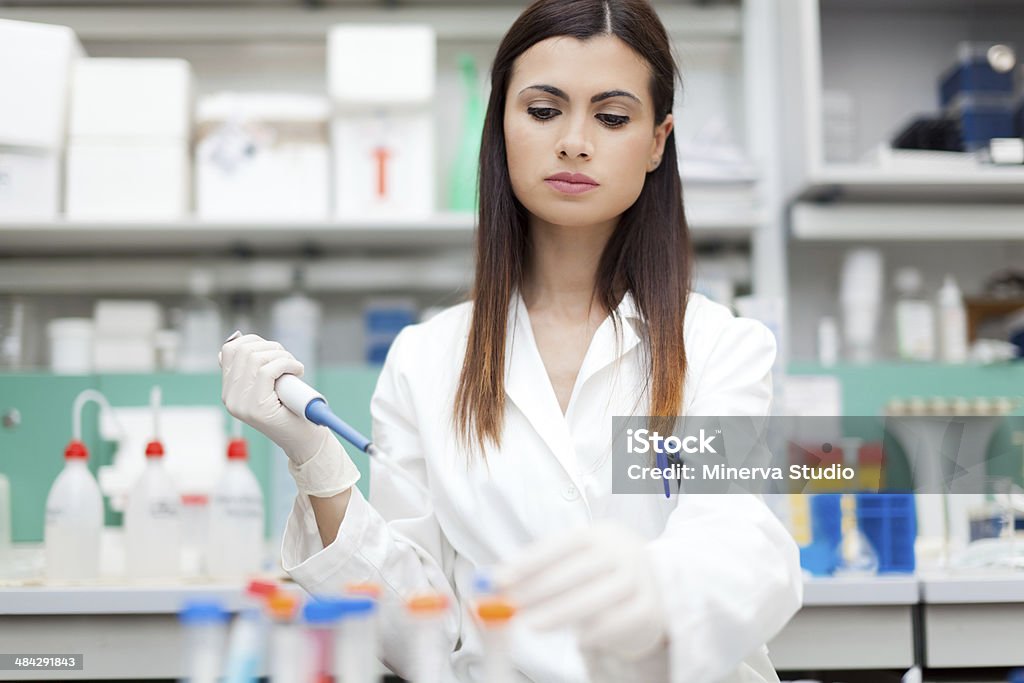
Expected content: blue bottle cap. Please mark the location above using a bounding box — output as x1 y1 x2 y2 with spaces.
179 601 229 625
303 598 346 624
473 570 494 595
336 597 376 618
1008 668 1024 683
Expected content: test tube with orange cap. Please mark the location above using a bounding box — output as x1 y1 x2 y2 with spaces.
476 597 517 683
343 582 383 681
406 592 450 683
268 590 307 683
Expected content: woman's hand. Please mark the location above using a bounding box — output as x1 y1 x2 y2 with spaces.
220 332 360 498
220 332 324 463
494 521 669 660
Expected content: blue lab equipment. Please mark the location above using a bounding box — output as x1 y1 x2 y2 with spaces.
276 374 375 455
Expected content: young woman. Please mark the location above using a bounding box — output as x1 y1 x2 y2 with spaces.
221 1 802 681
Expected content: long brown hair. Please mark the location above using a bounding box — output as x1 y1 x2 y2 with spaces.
454 0 693 454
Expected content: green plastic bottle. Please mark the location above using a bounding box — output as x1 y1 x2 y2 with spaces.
448 54 485 212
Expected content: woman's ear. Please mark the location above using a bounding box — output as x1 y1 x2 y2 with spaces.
648 113 674 172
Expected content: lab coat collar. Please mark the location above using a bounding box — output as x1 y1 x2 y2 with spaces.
504 289 644 503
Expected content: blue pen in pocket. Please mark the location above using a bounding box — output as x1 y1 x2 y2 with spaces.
655 444 671 498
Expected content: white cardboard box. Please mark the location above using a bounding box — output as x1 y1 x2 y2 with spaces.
332 112 434 219
196 92 330 219
0 19 84 149
0 147 61 218
65 142 190 220
70 58 193 141
327 25 436 106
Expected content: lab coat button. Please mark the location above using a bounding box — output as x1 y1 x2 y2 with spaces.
562 484 580 501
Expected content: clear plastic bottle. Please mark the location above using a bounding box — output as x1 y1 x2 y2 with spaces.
124 440 182 579
206 437 265 578
179 600 230 683
938 274 968 364
178 269 223 373
894 267 936 361
44 440 103 581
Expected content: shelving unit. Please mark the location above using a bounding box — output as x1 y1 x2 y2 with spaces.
0 204 761 257
778 0 1024 362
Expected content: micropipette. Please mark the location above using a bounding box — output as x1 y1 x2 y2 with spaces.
274 374 377 456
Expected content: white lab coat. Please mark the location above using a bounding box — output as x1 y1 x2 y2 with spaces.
282 290 803 683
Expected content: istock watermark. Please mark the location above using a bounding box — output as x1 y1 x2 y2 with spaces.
610 415 1023 496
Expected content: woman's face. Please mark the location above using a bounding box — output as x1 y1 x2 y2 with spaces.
504 34 674 228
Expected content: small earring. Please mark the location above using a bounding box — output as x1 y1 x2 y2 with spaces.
649 157 661 170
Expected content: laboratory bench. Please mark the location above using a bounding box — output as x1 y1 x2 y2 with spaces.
3 570 1024 680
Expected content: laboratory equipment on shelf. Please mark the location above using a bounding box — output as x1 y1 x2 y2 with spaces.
334 597 379 683
937 275 968 364
883 396 1020 569
269 591 307 683
407 593 450 683
44 388 119 581
44 440 103 581
833 494 879 577
178 269 223 373
179 600 230 683
839 249 884 363
206 431 265 578
124 387 182 579
476 597 517 683
893 267 935 362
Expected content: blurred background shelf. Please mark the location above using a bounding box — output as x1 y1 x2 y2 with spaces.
0 4 742 43
798 166 1024 202
791 203 1024 241
0 205 762 256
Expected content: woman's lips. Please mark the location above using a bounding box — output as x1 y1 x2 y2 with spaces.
544 179 599 195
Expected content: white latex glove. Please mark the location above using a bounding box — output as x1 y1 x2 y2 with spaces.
494 521 669 661
220 331 360 497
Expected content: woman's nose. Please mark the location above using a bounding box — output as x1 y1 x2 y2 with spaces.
556 116 594 160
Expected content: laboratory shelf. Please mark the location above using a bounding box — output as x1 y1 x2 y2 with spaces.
0 205 759 257
801 575 919 606
919 571 1024 604
798 166 1024 202
790 202 1024 241
0 4 741 43
0 214 478 255
0 581 292 616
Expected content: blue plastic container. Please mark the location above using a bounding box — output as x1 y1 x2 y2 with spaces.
801 494 842 576
939 43 1016 107
948 94 1017 151
856 493 916 574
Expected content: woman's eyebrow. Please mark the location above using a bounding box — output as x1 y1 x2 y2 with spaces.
519 84 641 105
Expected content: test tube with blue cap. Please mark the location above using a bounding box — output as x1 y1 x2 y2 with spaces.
303 598 345 683
179 600 230 683
333 596 380 683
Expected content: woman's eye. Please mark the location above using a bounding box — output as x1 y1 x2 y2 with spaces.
597 113 629 128
527 106 559 121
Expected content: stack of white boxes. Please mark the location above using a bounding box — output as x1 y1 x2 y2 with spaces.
328 24 437 219
92 300 162 372
66 58 193 220
195 92 330 219
0 19 83 219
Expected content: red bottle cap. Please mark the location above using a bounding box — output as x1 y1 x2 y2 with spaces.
247 579 277 600
64 440 89 460
227 438 248 460
145 440 165 458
